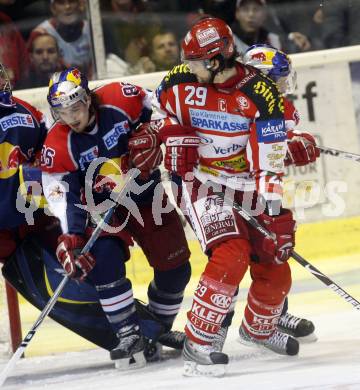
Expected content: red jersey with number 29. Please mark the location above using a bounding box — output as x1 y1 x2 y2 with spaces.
153 63 287 202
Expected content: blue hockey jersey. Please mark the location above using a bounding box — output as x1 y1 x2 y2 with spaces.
0 97 47 228
41 82 155 234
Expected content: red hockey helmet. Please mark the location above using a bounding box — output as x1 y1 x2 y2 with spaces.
181 17 235 62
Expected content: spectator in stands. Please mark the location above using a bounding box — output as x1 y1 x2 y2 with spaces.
200 0 237 25
30 0 93 78
181 0 237 37
322 0 360 48
0 10 29 87
0 0 50 40
268 0 317 52
131 31 180 74
18 32 64 89
232 0 282 54
101 0 162 68
110 0 146 12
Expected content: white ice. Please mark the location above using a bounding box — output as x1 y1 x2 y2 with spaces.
1 276 360 390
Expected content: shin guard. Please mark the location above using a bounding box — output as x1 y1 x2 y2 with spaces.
242 292 284 340
186 274 237 345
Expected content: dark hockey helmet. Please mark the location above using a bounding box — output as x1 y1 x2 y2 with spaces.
0 63 15 108
181 17 235 62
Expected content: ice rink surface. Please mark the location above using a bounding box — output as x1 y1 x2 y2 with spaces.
1 263 360 390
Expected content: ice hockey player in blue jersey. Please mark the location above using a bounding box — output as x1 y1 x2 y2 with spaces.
0 61 58 263
41 68 191 369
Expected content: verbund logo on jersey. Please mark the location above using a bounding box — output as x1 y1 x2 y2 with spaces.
256 120 286 143
189 108 249 133
0 113 35 131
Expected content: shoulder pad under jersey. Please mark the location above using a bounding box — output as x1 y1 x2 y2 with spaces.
94 82 146 123
160 64 198 91
41 122 77 173
236 69 285 120
12 97 43 125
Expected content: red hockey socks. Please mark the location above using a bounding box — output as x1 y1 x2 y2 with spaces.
186 274 237 345
241 291 284 340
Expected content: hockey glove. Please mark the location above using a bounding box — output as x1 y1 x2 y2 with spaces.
128 123 163 179
56 234 96 280
285 130 320 166
250 209 296 265
159 125 201 179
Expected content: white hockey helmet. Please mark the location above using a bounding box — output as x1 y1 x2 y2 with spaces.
47 67 89 116
243 44 297 94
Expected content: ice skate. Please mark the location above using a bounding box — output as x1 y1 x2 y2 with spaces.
183 338 229 377
278 312 317 343
239 326 299 356
110 324 146 370
158 330 185 350
212 326 228 352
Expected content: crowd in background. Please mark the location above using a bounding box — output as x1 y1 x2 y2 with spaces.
1 0 360 90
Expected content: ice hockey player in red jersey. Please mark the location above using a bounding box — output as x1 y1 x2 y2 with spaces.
41 68 191 369
242 43 320 341
145 17 302 376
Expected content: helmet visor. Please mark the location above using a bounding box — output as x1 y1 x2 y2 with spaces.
55 100 87 122
275 67 297 95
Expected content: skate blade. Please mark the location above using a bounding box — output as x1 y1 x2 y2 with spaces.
183 361 226 377
237 336 299 356
297 333 318 344
237 335 256 348
145 343 163 363
114 351 146 370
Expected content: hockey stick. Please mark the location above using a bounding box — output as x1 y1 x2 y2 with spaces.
208 181 360 311
318 146 360 163
0 169 137 387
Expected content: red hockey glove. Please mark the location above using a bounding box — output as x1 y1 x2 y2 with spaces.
159 125 201 179
250 209 296 265
56 234 96 280
128 123 162 179
285 130 320 166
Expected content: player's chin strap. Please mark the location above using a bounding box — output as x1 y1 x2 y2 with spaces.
0 169 138 388
204 56 226 84
205 180 360 312
317 146 360 163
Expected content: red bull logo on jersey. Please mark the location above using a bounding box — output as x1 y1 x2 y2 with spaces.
0 113 35 131
0 142 28 179
93 157 123 193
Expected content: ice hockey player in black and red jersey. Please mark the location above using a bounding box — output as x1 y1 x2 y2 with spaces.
41 68 191 369
128 17 321 377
